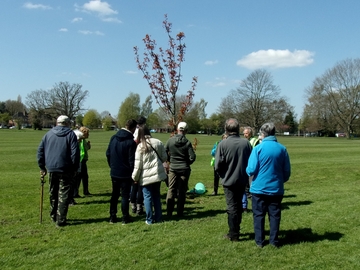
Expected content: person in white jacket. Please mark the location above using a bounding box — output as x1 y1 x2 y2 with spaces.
132 125 168 224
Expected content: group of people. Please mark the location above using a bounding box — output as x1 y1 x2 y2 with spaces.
213 118 291 247
37 115 290 248
106 118 196 225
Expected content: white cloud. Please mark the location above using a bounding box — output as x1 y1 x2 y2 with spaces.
59 28 68 32
72 17 83 23
23 2 52 10
236 49 314 69
126 70 137 74
204 60 218 66
78 30 104 36
81 0 117 16
94 31 105 36
101 17 122 23
206 77 227 87
79 30 92 35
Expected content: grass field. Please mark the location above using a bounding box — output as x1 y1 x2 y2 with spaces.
0 129 360 270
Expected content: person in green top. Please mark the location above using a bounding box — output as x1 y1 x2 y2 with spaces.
79 126 92 196
210 133 228 196
242 127 260 212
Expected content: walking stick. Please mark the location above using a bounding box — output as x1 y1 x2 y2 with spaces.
39 175 46 223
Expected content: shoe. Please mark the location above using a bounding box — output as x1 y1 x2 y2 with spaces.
242 208 248 213
73 194 83 198
69 200 77 206
83 192 92 196
145 220 152 225
122 217 133 225
50 215 56 222
270 243 280 248
109 216 117 224
56 221 67 227
210 191 217 196
257 244 264 248
223 234 240 242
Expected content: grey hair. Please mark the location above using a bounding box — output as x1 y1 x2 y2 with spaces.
225 118 239 136
244 127 253 137
259 122 276 138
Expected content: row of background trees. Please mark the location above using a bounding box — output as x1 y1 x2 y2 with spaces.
2 57 360 137
2 14 360 137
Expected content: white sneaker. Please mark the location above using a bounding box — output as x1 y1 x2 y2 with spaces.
145 220 151 225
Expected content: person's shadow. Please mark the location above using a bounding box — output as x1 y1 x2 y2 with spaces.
241 228 343 247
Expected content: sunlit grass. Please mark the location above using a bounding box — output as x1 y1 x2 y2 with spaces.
0 129 359 269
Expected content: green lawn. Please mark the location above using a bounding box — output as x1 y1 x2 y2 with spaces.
0 129 359 269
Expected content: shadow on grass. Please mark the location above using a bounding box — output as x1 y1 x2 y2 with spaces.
241 228 343 246
283 194 297 198
282 200 312 209
280 228 343 245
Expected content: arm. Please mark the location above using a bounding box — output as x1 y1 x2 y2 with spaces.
246 149 259 177
211 142 218 157
188 143 196 165
283 150 291 182
37 138 47 175
132 147 142 182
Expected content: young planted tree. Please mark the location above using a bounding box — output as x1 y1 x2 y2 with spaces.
134 14 197 131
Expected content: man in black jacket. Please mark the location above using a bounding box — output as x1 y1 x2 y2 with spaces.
37 115 80 227
165 122 196 217
215 118 252 241
106 119 137 224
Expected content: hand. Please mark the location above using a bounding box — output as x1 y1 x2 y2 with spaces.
40 169 47 177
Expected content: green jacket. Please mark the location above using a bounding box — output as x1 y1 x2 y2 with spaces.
165 134 196 171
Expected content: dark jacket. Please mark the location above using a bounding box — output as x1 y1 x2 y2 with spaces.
165 134 196 171
37 126 80 173
106 128 137 179
214 135 252 187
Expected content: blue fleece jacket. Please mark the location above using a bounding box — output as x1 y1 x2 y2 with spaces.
246 136 291 195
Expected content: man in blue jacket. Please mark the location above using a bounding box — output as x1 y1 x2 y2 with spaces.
37 115 80 227
246 122 291 248
106 119 137 224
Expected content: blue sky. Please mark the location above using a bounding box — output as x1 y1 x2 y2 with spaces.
1 1 359 120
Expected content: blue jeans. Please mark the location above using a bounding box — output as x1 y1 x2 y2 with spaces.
252 194 283 246
142 182 162 224
242 192 248 209
110 177 132 219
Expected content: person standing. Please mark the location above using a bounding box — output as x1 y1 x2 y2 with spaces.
79 126 92 196
246 122 291 248
242 127 260 211
106 119 137 224
215 118 252 241
165 122 196 217
132 126 168 224
130 116 147 215
210 133 227 196
37 115 80 227
70 129 84 206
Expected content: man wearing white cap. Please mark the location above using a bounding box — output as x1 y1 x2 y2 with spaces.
165 122 196 217
37 115 80 227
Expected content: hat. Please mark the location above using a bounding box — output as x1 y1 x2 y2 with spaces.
73 129 84 140
177 122 188 131
57 115 70 124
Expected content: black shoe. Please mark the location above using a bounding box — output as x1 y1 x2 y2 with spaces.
69 200 77 206
73 194 83 198
83 192 92 196
122 217 133 225
223 234 240 242
56 221 67 227
136 209 145 216
109 216 117 224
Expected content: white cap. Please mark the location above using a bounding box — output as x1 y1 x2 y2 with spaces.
57 115 70 124
73 129 84 140
177 122 188 131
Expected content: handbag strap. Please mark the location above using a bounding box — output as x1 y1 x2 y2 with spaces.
146 141 162 161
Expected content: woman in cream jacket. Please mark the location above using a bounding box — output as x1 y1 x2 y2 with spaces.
132 126 168 224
